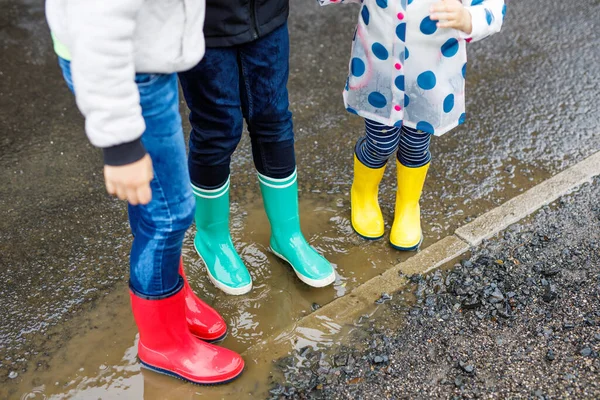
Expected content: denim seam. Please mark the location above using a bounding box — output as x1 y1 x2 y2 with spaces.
239 53 254 122
240 51 275 175
150 167 174 294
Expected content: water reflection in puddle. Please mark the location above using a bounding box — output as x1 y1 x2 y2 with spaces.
8 194 404 399
6 173 539 400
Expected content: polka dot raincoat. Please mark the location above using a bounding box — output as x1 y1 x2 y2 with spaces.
319 0 506 136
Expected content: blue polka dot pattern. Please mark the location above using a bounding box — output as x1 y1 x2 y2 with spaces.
443 94 454 113
441 38 459 57
419 16 437 35
416 121 434 134
405 47 410 60
361 6 370 25
394 120 403 127
485 8 493 25
396 23 406 41
502 4 507 17
368 92 387 108
471 0 483 5
372 43 389 60
417 71 436 90
345 78 349 91
459 113 466 124
462 63 467 79
408 0 414 4
395 75 405 91
404 94 410 107
347 107 359 115
351 58 365 77
376 0 388 8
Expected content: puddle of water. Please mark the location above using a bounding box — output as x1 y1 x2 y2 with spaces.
4 165 540 400
2 194 405 399
179 195 410 354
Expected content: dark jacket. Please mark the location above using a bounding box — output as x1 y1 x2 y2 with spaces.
204 0 289 47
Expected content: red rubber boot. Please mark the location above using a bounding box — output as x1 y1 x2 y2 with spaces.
130 288 244 385
179 258 228 342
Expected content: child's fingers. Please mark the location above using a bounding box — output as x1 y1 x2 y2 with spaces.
436 20 459 29
430 3 448 13
431 0 460 13
430 12 454 21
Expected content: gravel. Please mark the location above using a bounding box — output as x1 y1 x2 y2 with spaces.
271 177 600 399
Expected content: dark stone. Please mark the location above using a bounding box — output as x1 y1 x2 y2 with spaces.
463 295 482 310
311 302 321 311
543 285 558 302
375 293 392 304
269 384 285 395
299 346 311 358
563 322 575 330
580 347 592 357
488 288 505 303
459 361 475 374
317 366 330 375
526 277 536 286
454 376 464 388
546 350 555 361
334 353 349 367
542 265 561 277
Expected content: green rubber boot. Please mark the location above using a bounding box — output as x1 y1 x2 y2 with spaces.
258 170 335 288
192 178 252 295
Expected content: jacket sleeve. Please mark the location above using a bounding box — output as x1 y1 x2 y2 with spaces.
317 0 362 6
461 0 505 43
68 0 147 166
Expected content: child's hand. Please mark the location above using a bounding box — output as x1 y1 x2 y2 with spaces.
104 154 153 205
430 0 473 35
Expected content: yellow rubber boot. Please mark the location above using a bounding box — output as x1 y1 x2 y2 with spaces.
351 155 386 240
390 160 430 251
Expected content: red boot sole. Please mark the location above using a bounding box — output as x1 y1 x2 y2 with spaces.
139 359 244 386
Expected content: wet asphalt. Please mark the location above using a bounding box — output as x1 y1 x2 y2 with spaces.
1 0 599 397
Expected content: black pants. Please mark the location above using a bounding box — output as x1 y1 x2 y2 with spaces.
178 23 296 189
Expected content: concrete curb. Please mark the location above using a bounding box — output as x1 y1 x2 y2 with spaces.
242 151 600 361
455 151 600 246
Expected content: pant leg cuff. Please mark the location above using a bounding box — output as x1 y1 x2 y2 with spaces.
355 137 388 169
129 276 184 300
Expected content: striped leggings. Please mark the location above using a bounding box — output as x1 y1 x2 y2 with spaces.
355 119 432 169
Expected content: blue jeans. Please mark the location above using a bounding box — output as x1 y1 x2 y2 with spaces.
58 58 195 298
178 22 296 189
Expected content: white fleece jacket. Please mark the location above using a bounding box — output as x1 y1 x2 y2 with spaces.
46 0 205 164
